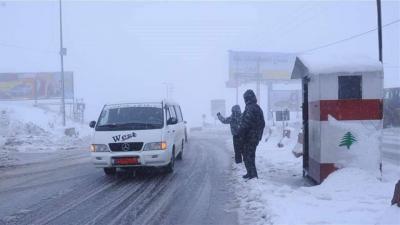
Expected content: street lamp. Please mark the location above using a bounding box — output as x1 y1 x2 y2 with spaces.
59 0 66 126
163 82 174 100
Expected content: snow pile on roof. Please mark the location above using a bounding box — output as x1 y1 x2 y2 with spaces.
229 125 400 225
300 54 383 74
0 102 91 167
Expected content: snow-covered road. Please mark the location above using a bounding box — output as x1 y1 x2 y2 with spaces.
381 128 400 165
0 131 238 225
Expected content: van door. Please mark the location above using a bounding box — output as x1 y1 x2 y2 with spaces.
164 106 173 152
174 105 185 147
166 106 178 155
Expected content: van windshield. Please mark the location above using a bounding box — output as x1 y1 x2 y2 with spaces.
96 103 164 131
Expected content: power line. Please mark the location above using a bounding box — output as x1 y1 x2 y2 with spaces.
0 42 58 55
253 3 317 50
299 19 400 54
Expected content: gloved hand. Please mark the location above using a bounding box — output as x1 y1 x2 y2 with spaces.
217 112 221 117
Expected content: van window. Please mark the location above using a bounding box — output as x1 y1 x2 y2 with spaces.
338 76 362 100
96 104 164 131
166 107 171 121
169 106 177 119
175 105 183 122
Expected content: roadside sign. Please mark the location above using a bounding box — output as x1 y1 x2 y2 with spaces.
227 51 296 88
0 72 74 100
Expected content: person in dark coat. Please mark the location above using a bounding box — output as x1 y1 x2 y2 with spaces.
238 89 265 179
217 105 243 163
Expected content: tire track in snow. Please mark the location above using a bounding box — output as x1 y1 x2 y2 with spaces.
0 171 93 194
9 177 125 225
133 138 208 225
0 156 89 180
105 173 178 225
144 137 214 225
80 176 162 225
1 132 238 225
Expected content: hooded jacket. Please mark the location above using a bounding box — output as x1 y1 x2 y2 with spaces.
217 105 241 136
238 89 265 143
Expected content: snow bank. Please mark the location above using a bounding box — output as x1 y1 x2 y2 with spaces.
0 102 91 167
377 206 400 225
230 125 400 225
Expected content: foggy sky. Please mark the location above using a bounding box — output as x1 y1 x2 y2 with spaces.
0 0 399 126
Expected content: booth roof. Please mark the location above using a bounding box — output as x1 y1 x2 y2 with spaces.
299 54 383 75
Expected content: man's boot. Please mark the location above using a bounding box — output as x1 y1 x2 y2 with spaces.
391 180 400 207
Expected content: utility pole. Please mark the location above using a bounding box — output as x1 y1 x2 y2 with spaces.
59 0 66 126
163 82 173 100
377 0 383 62
377 0 383 176
235 79 239 105
256 59 261 103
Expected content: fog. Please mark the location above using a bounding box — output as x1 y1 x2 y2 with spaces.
0 0 399 126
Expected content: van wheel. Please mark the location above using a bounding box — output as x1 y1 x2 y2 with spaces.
104 167 116 176
176 140 183 160
165 148 175 173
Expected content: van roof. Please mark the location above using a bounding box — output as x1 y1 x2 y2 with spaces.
104 99 179 107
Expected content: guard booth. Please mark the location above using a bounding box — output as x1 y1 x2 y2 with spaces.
292 56 384 184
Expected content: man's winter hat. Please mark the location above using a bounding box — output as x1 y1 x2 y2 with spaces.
231 105 241 113
243 89 257 104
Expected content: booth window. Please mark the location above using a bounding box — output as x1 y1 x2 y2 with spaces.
276 110 290 121
338 76 362 99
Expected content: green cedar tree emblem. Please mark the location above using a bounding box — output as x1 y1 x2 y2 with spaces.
339 132 357 149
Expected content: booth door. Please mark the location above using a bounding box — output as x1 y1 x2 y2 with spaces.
302 77 309 177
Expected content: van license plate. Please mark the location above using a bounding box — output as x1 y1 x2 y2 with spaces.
113 157 139 165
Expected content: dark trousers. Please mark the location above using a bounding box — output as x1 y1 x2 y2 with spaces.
243 142 258 178
233 135 243 163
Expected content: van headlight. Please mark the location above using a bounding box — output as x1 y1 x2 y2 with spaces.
144 142 167 151
90 144 110 152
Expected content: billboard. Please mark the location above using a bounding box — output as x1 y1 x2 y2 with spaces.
0 72 74 100
227 51 296 87
211 99 226 119
269 90 301 112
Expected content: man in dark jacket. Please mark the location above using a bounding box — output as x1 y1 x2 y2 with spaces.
217 105 243 163
238 89 265 179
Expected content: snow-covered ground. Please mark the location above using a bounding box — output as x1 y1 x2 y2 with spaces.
229 125 400 225
0 102 92 167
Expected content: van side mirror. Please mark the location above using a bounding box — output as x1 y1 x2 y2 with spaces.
167 117 178 125
89 121 96 128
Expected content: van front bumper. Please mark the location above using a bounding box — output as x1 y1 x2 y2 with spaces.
91 150 170 168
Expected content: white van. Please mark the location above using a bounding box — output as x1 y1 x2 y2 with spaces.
89 100 187 175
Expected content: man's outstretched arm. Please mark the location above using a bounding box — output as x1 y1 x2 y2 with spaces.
217 113 231 124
